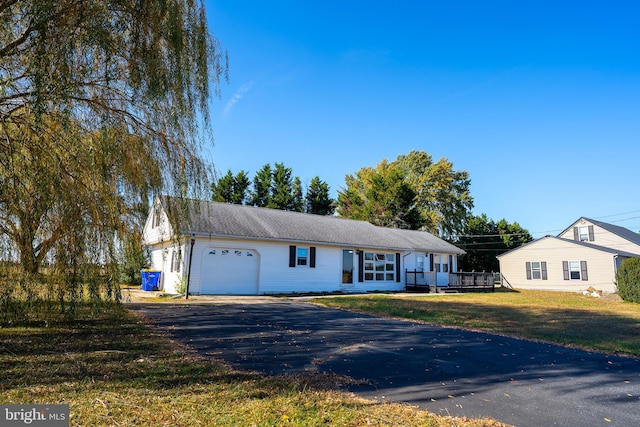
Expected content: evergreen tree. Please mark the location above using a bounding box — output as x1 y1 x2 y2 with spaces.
269 162 294 210
212 170 235 202
251 164 272 207
306 176 335 215
291 177 305 212
231 170 251 204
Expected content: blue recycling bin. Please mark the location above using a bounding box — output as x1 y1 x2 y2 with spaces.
141 270 161 291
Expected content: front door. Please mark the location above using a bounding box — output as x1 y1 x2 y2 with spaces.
434 254 450 286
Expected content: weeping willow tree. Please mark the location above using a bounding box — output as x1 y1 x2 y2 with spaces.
0 0 227 314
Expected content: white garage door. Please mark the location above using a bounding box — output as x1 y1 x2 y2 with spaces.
200 248 259 295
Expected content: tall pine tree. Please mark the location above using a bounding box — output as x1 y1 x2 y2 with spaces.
251 164 272 207
306 176 335 215
269 163 294 210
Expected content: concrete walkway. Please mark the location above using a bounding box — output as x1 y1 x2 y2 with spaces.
129 299 640 427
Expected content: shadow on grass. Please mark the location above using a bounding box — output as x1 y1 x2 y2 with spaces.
0 304 264 393
318 296 640 356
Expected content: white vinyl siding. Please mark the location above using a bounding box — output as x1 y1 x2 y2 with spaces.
167 238 408 295
141 202 173 245
147 242 186 294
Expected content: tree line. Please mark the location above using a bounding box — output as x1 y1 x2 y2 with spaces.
212 152 532 272
211 163 334 215
456 214 532 272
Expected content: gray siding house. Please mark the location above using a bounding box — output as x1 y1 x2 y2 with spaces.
497 217 640 293
142 197 465 295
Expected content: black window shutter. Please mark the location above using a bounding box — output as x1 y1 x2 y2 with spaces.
289 245 296 268
358 250 364 282
310 247 316 268
562 261 569 280
541 262 548 280
449 255 453 272
580 261 589 280
588 225 595 241
573 227 579 241
395 253 401 282
429 253 434 271
525 262 532 280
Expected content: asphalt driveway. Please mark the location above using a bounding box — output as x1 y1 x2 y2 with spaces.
130 300 640 427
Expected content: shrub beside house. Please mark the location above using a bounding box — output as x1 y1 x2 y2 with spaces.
616 257 640 302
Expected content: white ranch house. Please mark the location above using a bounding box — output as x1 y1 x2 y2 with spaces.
497 217 640 293
142 197 465 295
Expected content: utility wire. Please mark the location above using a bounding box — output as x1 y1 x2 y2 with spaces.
593 209 640 220
454 209 640 240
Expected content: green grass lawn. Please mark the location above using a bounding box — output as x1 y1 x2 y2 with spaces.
314 289 640 357
0 303 506 427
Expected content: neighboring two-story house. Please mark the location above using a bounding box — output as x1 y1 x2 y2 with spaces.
497 217 640 293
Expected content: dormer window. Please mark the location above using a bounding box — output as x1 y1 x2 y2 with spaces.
578 226 589 241
574 225 594 242
152 208 161 228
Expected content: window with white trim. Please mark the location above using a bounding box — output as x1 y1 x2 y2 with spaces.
434 254 449 273
526 261 547 280
569 261 581 280
297 247 308 266
171 249 182 272
289 245 316 268
574 225 594 242
563 260 588 281
578 226 589 242
531 261 542 279
363 252 395 281
152 208 161 228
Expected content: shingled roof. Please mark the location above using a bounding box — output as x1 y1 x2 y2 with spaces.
580 217 640 247
159 197 464 254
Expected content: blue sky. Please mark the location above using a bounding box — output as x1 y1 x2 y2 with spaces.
203 1 640 238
